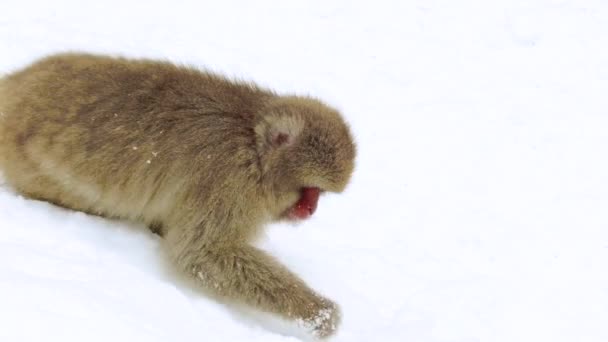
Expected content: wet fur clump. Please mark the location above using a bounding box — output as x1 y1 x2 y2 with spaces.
0 53 355 339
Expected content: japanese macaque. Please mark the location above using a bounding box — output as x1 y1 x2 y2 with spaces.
0 53 356 339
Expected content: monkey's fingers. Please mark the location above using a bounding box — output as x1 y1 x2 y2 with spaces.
295 296 341 339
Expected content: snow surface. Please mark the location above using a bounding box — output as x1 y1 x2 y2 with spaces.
1 1 608 341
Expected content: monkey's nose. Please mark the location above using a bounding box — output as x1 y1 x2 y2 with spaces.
301 187 320 215
289 187 320 220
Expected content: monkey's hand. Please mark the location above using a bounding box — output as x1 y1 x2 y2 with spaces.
296 296 341 339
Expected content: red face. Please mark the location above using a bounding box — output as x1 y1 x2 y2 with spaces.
286 187 321 220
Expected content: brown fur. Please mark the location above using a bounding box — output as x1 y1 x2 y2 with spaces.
0 53 355 338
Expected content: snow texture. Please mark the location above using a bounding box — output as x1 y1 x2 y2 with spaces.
1 0 608 341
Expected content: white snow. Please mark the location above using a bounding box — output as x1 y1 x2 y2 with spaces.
1 0 608 341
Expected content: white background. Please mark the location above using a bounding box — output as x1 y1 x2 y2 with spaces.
1 1 607 341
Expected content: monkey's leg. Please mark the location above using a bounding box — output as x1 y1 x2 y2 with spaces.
172 241 340 338
6 172 94 213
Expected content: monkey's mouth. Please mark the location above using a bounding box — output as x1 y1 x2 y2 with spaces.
286 187 320 220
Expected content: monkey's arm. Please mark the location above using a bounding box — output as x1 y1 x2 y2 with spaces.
167 233 340 338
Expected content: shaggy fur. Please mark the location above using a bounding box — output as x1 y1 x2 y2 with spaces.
0 53 355 338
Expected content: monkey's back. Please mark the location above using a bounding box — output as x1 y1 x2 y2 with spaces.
0 53 266 228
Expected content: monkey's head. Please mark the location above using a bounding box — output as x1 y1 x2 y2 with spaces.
255 96 356 222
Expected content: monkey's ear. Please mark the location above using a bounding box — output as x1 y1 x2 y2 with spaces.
254 115 304 154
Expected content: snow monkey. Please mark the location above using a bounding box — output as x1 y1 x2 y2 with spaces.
0 53 355 339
